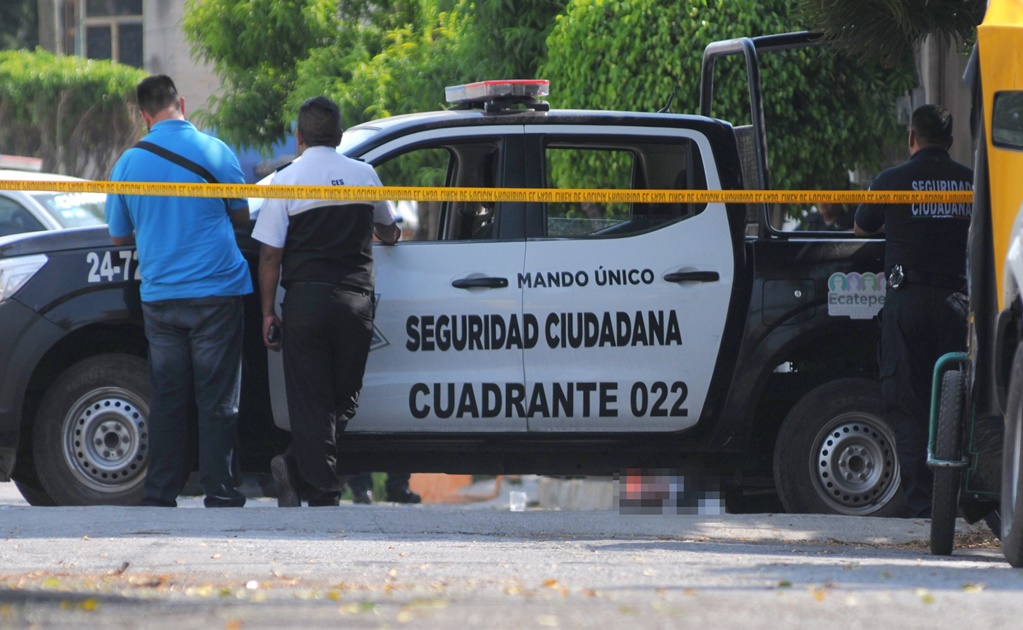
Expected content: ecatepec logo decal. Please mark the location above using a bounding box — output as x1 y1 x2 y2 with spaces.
827 272 886 319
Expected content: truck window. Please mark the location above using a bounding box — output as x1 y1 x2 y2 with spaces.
993 91 1023 150
541 137 707 238
0 196 46 236
782 202 856 233
374 141 503 242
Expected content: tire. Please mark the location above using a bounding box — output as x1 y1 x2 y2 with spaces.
1001 345 1023 566
774 378 907 517
32 354 150 506
13 479 56 506
11 445 57 506
930 369 965 556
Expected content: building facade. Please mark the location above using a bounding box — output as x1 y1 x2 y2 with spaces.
36 0 220 116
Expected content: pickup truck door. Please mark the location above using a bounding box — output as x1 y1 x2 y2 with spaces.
521 127 736 432
268 127 529 433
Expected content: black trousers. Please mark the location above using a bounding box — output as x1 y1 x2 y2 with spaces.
282 282 374 505
880 284 967 517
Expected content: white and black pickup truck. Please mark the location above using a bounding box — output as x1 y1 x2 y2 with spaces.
0 33 902 515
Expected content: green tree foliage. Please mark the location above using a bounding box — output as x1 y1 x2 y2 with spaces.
185 0 913 194
184 0 565 153
292 0 564 124
0 50 145 178
542 0 915 193
451 0 567 79
182 0 339 150
287 3 463 128
797 0 984 67
0 0 38 51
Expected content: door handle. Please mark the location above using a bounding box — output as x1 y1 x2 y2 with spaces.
452 276 509 289
663 271 720 283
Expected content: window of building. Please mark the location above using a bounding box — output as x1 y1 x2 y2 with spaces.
67 0 144 68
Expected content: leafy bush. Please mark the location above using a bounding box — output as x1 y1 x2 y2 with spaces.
0 49 145 179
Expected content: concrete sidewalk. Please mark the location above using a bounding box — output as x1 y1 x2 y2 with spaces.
0 474 604 511
0 479 993 548
0 501 949 545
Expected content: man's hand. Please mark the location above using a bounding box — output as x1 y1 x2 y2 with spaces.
374 221 401 245
262 313 282 351
258 243 285 350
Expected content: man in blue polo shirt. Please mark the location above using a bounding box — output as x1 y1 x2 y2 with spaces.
106 74 252 508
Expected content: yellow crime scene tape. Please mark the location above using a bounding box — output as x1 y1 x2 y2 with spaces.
0 179 974 205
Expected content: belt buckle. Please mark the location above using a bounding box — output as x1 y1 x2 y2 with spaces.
889 264 904 289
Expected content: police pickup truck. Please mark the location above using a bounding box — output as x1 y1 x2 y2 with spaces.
0 33 900 515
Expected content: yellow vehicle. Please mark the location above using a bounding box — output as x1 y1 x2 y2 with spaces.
990 0 1023 566
929 0 1023 563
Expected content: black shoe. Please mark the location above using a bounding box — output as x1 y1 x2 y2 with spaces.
351 489 373 504
271 455 300 508
308 496 341 507
387 487 421 504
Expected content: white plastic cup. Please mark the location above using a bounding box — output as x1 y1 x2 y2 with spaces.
509 491 527 512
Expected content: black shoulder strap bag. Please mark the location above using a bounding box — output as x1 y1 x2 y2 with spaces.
133 141 232 212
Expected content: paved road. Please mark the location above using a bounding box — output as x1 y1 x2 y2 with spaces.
0 482 1016 629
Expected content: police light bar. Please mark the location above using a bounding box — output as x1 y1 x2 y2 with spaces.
445 80 550 104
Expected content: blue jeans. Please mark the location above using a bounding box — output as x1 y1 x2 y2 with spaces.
141 296 247 507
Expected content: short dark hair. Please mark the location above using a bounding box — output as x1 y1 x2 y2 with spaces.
911 104 954 148
298 96 342 148
136 75 180 117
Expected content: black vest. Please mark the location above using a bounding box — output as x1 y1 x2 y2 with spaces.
281 202 375 291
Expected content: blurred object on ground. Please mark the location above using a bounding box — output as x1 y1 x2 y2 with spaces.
409 473 502 503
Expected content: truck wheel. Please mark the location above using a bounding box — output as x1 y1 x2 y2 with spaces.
930 369 965 556
11 445 57 506
773 378 906 517
1001 346 1023 566
12 468 56 506
32 354 149 506
13 480 55 506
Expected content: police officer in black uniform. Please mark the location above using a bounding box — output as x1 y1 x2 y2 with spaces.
854 104 973 518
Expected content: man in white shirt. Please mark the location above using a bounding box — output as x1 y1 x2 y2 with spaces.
251 96 399 507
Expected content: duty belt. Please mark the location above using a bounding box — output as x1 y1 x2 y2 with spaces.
888 264 965 292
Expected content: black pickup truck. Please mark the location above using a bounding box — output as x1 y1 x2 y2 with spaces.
0 33 900 515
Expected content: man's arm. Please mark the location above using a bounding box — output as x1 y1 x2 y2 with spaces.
853 222 882 237
258 243 284 351
105 192 135 246
853 202 884 237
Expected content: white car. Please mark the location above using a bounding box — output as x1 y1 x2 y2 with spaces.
0 169 106 237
